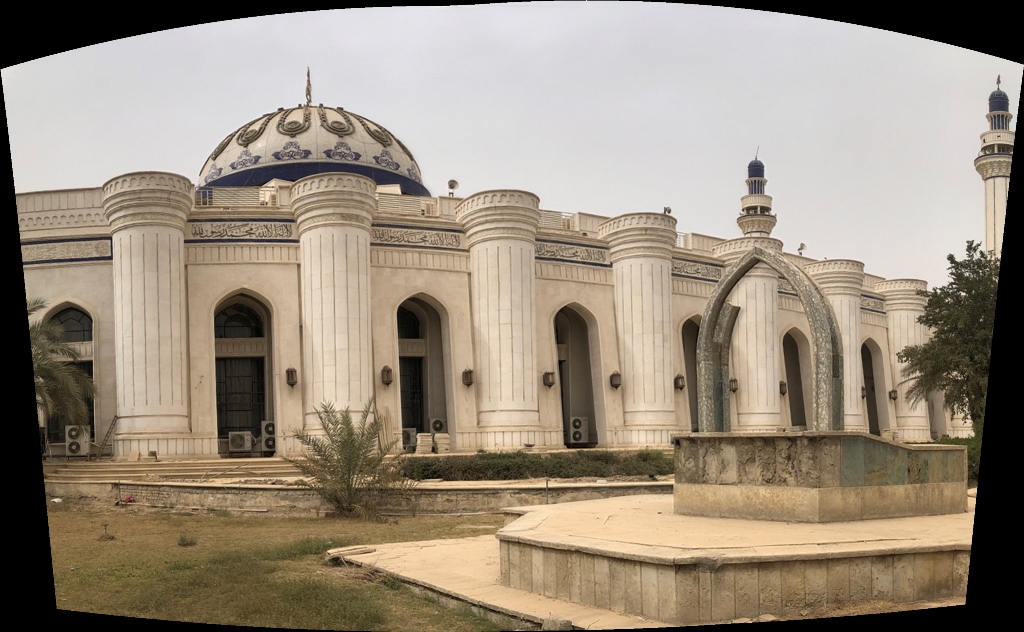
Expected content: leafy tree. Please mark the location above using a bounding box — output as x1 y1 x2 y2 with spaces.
29 298 95 431
287 400 415 522
896 241 998 437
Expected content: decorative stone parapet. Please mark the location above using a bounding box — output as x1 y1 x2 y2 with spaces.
973 155 1013 178
597 213 677 262
803 259 865 292
874 279 928 310
102 172 194 231
291 173 377 233
710 236 783 266
736 213 777 237
672 432 967 522
456 190 541 246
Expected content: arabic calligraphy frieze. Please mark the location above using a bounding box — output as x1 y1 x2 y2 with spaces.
188 221 296 241
861 295 886 313
22 239 112 264
371 226 463 249
535 241 608 265
672 259 723 282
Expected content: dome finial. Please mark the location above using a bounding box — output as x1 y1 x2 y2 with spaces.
997 74 1001 90
755 145 759 161
305 67 312 106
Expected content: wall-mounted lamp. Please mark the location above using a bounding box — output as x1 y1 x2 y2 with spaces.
462 368 474 387
609 371 622 389
779 381 788 396
674 374 686 391
861 386 867 399
286 368 298 388
889 389 899 401
381 365 393 387
542 372 556 388
729 378 738 393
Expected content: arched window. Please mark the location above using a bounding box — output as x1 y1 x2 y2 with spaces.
51 308 92 342
215 304 264 338
397 307 421 339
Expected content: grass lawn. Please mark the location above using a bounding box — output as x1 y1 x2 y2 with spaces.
47 499 510 630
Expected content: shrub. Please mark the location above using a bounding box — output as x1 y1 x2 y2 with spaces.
936 434 982 484
401 449 674 481
287 400 416 522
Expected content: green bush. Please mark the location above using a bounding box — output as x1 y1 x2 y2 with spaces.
401 449 674 481
936 434 982 484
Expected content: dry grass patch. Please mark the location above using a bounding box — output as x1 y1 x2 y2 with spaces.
49 500 507 631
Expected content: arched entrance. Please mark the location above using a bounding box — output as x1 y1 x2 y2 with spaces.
861 337 892 437
682 318 701 431
214 295 273 456
555 306 598 447
46 306 96 446
397 296 450 446
782 330 809 428
861 344 881 435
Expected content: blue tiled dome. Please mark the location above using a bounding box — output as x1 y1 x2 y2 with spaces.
989 89 1010 113
199 105 429 195
747 159 765 179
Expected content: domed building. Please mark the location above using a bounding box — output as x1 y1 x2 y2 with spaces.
22 83 1006 460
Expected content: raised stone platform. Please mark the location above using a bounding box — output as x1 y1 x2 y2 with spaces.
672 432 968 522
494 495 972 626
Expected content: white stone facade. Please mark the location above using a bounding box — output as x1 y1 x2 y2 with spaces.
25 88 1004 458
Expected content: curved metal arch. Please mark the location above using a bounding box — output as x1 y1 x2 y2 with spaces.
696 247 843 432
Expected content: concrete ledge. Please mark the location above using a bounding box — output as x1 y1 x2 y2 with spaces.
495 496 973 626
673 482 968 522
43 479 672 515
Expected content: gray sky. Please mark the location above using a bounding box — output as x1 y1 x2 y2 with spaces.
3 5 1020 289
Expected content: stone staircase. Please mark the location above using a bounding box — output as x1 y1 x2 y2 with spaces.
42 457 304 483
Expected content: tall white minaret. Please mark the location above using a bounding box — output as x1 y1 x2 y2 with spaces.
975 76 1014 258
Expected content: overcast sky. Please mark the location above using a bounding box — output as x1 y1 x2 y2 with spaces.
3 5 1020 289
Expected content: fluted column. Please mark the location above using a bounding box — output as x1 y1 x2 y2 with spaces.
805 260 867 432
711 237 786 432
292 174 376 428
875 279 931 442
457 190 541 431
102 172 193 446
599 213 677 441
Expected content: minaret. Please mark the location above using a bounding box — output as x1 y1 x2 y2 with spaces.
975 76 1014 258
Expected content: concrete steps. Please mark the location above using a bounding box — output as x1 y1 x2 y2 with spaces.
42 457 304 482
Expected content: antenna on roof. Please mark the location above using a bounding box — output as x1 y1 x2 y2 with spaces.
305 68 312 106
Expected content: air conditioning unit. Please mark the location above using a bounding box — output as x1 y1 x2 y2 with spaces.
402 428 418 449
261 421 276 453
569 417 589 445
65 425 90 456
430 418 447 433
229 431 254 452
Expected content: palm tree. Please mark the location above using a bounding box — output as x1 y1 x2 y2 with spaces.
29 298 95 433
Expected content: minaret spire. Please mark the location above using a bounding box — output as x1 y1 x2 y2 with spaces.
737 153 776 237
975 79 1013 257
305 68 312 106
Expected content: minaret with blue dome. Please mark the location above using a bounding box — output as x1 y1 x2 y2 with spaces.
974 76 1014 257
737 154 776 237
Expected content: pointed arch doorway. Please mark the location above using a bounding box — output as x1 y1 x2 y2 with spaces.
214 295 273 456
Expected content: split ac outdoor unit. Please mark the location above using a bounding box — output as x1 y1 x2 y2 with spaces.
430 418 447 433
569 417 589 445
65 425 90 456
402 428 418 448
261 421 276 452
229 431 254 452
